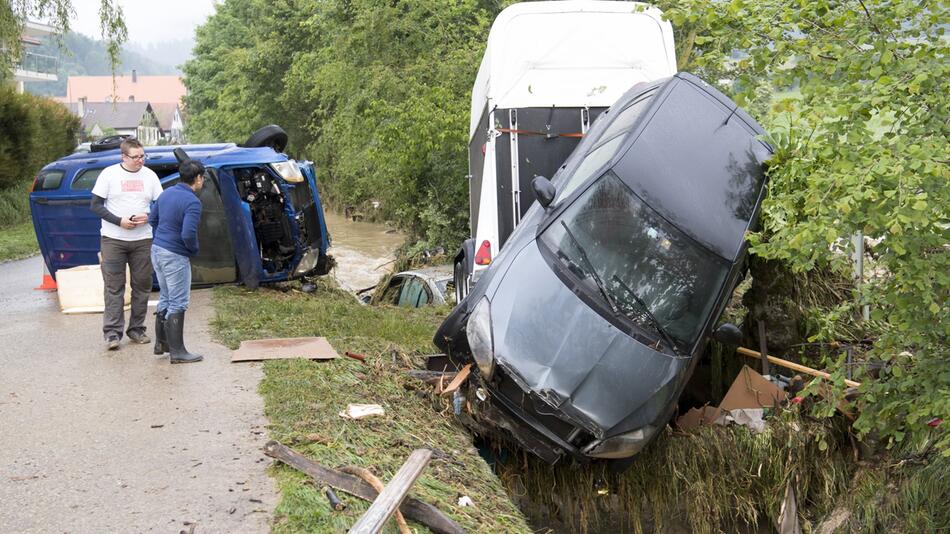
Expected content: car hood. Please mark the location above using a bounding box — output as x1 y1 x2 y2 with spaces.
487 241 689 435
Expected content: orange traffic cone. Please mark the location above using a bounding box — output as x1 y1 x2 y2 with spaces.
34 260 57 291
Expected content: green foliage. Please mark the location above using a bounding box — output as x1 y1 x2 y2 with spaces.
0 1 126 81
658 0 948 453
184 0 505 249
0 87 80 192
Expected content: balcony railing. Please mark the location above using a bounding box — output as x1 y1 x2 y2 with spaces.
15 51 58 76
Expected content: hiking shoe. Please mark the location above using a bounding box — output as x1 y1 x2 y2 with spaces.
128 331 151 344
106 335 120 351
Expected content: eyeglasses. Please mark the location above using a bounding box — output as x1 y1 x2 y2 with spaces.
123 154 146 161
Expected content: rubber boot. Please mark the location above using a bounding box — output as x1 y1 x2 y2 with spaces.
153 310 169 355
165 311 203 364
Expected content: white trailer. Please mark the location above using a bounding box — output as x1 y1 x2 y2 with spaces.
454 0 677 301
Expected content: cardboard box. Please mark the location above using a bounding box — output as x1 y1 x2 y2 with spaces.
56 264 131 314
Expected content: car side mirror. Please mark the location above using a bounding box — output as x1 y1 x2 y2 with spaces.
712 323 742 345
532 176 556 209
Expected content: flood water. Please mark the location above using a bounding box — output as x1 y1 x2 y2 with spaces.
323 210 406 292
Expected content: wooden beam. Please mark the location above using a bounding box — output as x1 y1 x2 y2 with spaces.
440 364 472 396
263 441 465 534
736 347 861 388
349 449 433 534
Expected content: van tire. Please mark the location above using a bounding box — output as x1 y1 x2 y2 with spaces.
242 125 288 152
90 134 133 152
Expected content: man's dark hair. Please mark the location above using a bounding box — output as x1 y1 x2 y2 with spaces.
120 138 143 155
179 159 205 184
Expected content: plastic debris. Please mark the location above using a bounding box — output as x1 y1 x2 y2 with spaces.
339 404 385 420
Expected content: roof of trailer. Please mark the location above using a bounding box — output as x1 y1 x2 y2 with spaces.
470 1 677 139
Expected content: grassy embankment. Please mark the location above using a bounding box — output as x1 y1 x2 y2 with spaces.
0 186 39 262
211 280 531 533
213 276 948 533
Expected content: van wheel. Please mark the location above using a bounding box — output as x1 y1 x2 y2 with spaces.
90 134 132 152
242 125 288 152
454 259 471 304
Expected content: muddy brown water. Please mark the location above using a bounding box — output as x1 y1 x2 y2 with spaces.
323 210 406 292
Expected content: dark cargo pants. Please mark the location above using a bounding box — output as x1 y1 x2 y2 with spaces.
100 236 153 340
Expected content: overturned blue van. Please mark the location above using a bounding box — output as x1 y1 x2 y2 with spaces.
30 126 331 288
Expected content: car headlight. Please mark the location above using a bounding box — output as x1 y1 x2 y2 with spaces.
270 160 304 183
465 296 495 380
582 425 658 459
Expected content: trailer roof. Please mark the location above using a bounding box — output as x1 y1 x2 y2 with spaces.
470 1 677 140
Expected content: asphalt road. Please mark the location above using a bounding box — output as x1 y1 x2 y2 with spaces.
0 255 277 533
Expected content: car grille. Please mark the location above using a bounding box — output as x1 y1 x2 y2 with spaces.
495 369 589 445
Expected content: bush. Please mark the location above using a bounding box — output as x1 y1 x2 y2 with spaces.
0 87 79 227
0 87 79 197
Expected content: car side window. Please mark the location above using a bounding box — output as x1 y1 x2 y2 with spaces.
555 94 656 204
33 169 65 191
70 168 104 191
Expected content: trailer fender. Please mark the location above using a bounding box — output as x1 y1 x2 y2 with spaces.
453 239 475 304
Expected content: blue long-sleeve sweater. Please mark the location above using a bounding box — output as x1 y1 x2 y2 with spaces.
149 183 202 257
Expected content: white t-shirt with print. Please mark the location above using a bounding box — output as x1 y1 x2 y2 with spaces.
91 162 163 241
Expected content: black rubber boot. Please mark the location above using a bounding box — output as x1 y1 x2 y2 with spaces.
165 311 203 364
153 310 169 355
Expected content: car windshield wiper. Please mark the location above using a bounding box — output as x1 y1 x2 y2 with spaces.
611 275 683 357
559 221 620 316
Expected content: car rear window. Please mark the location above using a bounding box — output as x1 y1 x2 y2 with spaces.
71 168 104 190
33 170 65 191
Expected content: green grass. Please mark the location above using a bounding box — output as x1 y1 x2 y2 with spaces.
0 222 38 262
211 281 531 533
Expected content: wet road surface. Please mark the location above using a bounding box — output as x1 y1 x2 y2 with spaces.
0 255 276 533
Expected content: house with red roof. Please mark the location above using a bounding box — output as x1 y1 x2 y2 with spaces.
63 71 186 144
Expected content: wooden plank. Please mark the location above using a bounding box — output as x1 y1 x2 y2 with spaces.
263 441 465 534
349 449 433 534
736 347 861 388
439 364 472 396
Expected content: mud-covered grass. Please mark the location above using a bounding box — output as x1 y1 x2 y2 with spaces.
211 280 531 533
494 414 852 534
0 222 38 263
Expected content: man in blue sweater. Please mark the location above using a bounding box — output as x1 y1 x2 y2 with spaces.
149 159 205 364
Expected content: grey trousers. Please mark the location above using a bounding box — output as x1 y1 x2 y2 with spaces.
100 236 153 340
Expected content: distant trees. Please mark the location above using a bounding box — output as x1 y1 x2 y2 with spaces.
184 0 506 248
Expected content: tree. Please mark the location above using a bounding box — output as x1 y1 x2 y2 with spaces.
658 0 948 454
0 0 126 81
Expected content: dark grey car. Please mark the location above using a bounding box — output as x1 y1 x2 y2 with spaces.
433 73 772 464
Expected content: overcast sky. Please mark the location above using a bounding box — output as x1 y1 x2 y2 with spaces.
67 0 219 45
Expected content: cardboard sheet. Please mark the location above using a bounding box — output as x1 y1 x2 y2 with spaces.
231 337 340 362
677 365 787 431
719 365 786 411
57 264 131 314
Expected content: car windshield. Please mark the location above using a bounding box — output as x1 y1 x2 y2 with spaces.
540 171 730 347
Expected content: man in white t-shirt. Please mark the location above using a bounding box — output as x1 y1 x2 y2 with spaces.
89 138 163 350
